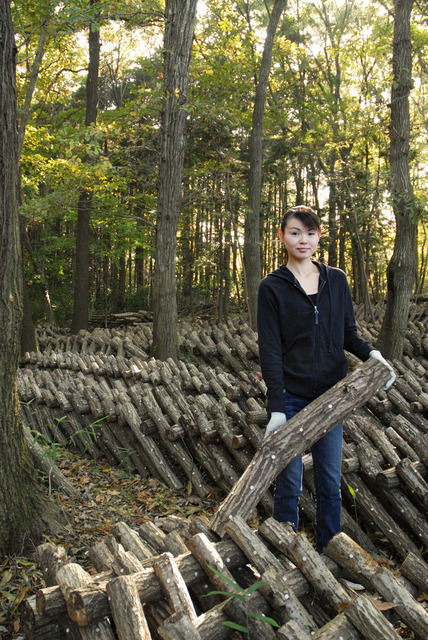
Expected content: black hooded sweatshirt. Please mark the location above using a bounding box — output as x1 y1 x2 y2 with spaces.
257 261 374 413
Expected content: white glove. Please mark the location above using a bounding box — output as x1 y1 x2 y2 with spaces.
369 350 396 390
265 412 286 438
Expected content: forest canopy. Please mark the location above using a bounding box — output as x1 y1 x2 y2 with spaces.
13 0 428 327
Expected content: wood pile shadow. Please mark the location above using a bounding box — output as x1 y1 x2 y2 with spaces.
18 303 428 639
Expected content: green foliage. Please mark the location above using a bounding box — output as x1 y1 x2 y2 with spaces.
11 0 428 328
205 564 279 637
347 483 362 546
29 416 106 464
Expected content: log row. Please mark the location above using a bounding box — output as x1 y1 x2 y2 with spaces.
21 514 428 640
18 309 428 565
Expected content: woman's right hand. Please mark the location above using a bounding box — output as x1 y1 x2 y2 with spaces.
265 412 286 438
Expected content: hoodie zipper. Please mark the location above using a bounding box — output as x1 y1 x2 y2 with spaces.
293 278 326 324
292 277 326 396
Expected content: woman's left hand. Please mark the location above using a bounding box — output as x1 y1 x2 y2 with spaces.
265 412 286 438
369 350 396 390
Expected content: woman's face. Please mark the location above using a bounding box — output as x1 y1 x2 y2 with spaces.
278 216 321 260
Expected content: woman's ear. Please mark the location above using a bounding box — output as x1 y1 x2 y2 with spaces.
278 227 283 243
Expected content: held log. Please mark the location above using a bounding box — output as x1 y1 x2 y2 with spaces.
210 358 391 536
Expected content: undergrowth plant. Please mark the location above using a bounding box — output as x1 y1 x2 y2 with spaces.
29 415 107 460
205 564 279 637
347 483 362 546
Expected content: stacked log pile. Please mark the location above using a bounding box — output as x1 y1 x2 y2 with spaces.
88 310 153 328
18 307 428 552
19 318 266 502
21 514 428 640
18 304 428 637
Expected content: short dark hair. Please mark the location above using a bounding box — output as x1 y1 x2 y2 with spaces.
280 206 321 233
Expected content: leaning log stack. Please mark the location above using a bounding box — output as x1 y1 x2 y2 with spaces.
21 514 428 640
19 317 267 502
18 302 428 638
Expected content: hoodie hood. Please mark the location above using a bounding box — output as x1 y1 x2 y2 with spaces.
269 262 335 351
269 260 327 283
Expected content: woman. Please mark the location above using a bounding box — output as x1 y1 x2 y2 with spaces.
257 205 395 552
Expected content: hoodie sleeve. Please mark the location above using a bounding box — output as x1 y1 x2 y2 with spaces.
257 277 286 413
342 275 374 360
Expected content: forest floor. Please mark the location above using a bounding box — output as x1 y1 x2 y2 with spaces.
0 445 219 639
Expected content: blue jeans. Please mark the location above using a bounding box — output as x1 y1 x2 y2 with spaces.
272 391 343 552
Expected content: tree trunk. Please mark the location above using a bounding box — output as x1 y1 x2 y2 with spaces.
70 0 100 334
18 25 47 156
151 0 198 360
0 0 47 553
377 0 417 360
17 26 48 353
244 0 287 329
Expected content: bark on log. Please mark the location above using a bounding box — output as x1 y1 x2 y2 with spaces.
119 401 182 489
141 390 211 498
391 414 419 443
104 535 144 575
260 567 317 634
399 552 428 593
376 460 426 489
324 532 428 640
342 457 360 473
103 421 149 474
189 516 220 543
354 441 383 480
158 611 203 640
210 359 390 536
163 530 189 557
88 541 115 573
395 458 428 509
411 432 428 467
111 521 156 562
380 486 428 547
186 532 276 639
343 595 400 639
36 583 69 618
152 552 197 621
385 427 420 462
105 574 152 640
354 410 401 466
224 515 288 576
388 387 428 433
276 619 314 640
192 601 230 640
20 595 62 640
137 521 167 555
343 472 421 559
258 519 349 615
34 543 71 588
312 612 361 640
56 563 116 640
63 539 246 627
163 520 224 613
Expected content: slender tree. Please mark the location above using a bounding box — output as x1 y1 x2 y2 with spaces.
152 0 198 359
70 0 100 333
18 22 48 353
377 0 417 359
244 0 287 329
